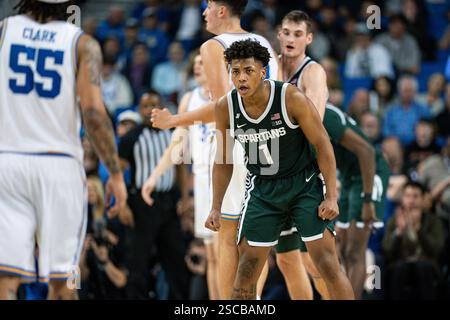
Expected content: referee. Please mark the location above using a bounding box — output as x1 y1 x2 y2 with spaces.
119 90 189 299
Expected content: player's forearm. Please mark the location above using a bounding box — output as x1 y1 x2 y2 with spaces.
172 102 215 126
82 107 121 175
211 163 233 211
314 139 338 199
355 145 376 195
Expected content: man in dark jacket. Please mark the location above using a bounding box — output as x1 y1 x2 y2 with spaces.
383 181 445 299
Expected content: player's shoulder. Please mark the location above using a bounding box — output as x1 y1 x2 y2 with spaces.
76 33 101 60
200 37 225 53
283 82 312 113
324 104 347 125
303 61 325 77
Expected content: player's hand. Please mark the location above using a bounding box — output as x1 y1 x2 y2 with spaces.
361 202 376 229
105 173 127 218
151 108 176 129
318 197 339 221
205 208 221 232
141 176 157 206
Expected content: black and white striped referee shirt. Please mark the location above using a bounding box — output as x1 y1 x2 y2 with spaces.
119 124 175 192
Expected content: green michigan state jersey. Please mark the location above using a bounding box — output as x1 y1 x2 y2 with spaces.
323 104 387 180
228 80 316 178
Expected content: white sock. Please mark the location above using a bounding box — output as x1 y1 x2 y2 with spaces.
256 295 261 300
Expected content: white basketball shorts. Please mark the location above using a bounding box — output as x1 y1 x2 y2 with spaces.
0 153 87 282
219 142 247 221
193 171 213 239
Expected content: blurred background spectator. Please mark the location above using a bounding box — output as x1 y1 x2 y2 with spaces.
96 6 126 44
416 73 446 116
345 23 394 79
375 13 421 75
383 75 432 146
122 42 153 104
383 182 444 299
101 55 133 116
151 41 187 105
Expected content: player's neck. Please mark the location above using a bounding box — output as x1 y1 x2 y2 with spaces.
216 18 246 35
283 53 307 81
26 13 53 24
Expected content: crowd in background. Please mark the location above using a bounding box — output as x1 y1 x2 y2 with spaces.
15 0 450 299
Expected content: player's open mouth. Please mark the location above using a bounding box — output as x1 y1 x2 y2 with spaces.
238 86 249 94
286 45 295 50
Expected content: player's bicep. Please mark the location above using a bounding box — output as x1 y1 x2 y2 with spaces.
76 35 103 110
201 40 230 100
288 88 328 146
302 64 328 120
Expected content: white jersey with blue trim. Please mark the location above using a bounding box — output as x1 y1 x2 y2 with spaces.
186 86 214 175
0 15 84 162
213 32 279 83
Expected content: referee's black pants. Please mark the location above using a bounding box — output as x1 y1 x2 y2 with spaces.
125 189 189 300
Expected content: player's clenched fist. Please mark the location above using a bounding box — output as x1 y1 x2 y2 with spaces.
205 208 221 232
318 197 339 221
151 108 176 130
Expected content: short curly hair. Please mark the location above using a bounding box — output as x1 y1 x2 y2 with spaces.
224 39 270 67
15 0 75 22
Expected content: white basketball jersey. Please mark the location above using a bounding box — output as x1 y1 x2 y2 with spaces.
187 86 214 175
213 32 279 83
0 15 84 162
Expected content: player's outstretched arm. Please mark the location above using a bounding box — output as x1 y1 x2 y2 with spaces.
287 85 338 220
76 34 127 217
205 96 233 232
151 101 215 129
301 63 328 120
339 128 377 226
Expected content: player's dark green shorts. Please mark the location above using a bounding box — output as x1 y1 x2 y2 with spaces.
336 170 389 229
237 163 335 247
276 221 309 253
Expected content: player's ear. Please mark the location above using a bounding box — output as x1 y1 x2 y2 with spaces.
306 31 313 45
261 66 267 80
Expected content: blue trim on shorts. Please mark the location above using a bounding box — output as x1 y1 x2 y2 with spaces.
0 263 37 279
221 212 241 221
0 270 37 279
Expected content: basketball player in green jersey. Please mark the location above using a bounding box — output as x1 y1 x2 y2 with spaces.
323 105 390 299
205 39 354 300
257 10 331 300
